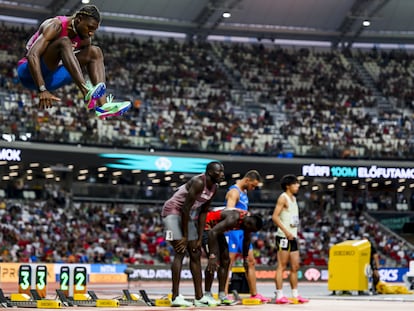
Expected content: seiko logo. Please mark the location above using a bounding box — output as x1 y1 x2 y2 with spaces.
333 250 355 256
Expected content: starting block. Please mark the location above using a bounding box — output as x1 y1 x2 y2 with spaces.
242 297 262 305
86 291 120 308
70 292 95 307
10 293 31 301
55 289 74 307
96 299 119 308
0 289 13 307
73 293 92 301
139 290 155 306
28 289 62 309
122 290 140 301
37 300 62 309
156 293 173 307
2 288 118 309
117 289 148 306
155 298 171 307
6 292 37 308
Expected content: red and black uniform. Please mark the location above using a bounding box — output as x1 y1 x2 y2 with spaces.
204 209 248 231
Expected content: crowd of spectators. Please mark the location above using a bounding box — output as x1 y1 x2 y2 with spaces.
358 48 414 105
0 197 165 265
0 24 414 158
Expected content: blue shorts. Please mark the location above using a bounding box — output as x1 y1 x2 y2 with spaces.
17 58 73 91
225 229 253 254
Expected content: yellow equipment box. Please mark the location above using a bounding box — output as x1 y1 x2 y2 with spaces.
328 239 371 291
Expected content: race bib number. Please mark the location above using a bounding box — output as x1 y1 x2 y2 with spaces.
165 230 174 241
280 238 288 248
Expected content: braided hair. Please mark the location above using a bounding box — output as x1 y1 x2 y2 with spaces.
75 5 101 23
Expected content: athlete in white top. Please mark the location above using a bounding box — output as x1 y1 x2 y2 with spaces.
272 175 309 304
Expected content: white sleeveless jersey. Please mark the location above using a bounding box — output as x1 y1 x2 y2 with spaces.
276 192 299 238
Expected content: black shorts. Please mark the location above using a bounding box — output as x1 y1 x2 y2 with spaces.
276 236 298 252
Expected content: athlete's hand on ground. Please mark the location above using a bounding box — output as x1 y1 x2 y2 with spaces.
175 237 188 253
39 91 61 109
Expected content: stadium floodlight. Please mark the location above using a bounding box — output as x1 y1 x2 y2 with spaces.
362 20 371 27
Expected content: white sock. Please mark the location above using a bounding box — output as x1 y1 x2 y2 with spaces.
292 289 299 298
276 290 284 299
